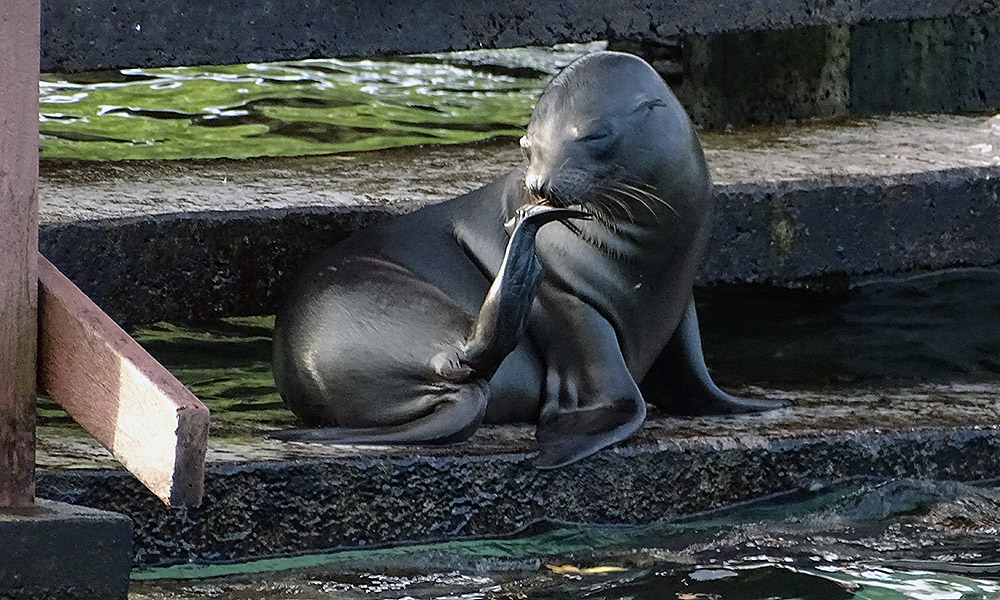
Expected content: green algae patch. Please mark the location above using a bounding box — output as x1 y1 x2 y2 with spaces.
129 316 295 437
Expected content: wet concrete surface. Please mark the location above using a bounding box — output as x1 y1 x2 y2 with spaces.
38 113 1000 224
35 382 1000 469
33 383 1000 567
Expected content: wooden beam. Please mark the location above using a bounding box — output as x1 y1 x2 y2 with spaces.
0 0 41 509
37 256 209 507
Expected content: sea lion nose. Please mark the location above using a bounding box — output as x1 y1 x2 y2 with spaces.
525 173 551 201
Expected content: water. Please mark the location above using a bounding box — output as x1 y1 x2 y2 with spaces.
39 44 599 161
698 267 1000 388
128 479 1000 598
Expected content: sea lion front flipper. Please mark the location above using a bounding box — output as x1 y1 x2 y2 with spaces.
534 392 646 469
644 297 791 415
530 296 646 469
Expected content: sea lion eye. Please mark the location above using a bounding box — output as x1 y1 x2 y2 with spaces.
579 130 610 142
519 136 532 159
637 98 667 112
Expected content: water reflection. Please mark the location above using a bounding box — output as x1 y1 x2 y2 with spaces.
39 44 602 160
130 479 1000 599
698 267 1000 387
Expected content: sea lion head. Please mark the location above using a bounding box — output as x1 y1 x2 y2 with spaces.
520 51 700 223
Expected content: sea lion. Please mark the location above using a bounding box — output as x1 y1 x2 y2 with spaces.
271 51 786 467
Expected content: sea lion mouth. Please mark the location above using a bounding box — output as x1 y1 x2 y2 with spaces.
534 198 590 235
524 169 582 209
509 200 590 236
528 190 580 210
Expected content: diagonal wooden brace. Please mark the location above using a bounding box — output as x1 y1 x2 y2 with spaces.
36 254 209 507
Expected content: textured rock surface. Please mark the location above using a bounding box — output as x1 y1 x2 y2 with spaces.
612 15 1000 128
35 384 1000 568
853 16 1000 115
40 0 1000 73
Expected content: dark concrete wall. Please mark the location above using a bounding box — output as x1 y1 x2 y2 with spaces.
852 16 1000 115
40 0 1000 73
636 25 852 130
614 14 1000 129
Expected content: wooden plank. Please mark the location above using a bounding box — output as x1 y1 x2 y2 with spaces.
37 256 209 507
0 0 41 509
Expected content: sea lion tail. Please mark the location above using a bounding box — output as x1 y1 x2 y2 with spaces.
458 204 588 378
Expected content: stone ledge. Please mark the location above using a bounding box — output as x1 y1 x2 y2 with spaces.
34 384 1000 568
38 164 1000 326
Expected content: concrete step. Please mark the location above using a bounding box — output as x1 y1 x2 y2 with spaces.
35 383 1000 568
39 112 1000 325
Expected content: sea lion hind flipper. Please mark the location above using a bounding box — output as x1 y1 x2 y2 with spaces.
268 382 489 446
533 394 646 469
644 298 791 415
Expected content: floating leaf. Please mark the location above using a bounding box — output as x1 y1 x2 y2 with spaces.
545 564 627 575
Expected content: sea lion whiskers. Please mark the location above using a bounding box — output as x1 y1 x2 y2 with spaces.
614 182 658 216
590 183 650 223
558 216 584 235
589 189 636 225
616 180 678 215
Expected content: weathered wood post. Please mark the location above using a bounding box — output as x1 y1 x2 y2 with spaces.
1 4 172 597
2 0 209 516
0 0 41 509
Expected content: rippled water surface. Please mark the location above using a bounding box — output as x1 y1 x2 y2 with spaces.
130 479 1000 599
39 44 600 160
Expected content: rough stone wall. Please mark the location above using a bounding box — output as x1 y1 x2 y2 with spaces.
40 0 1000 73
852 16 1000 115
613 15 1000 130
656 25 850 130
